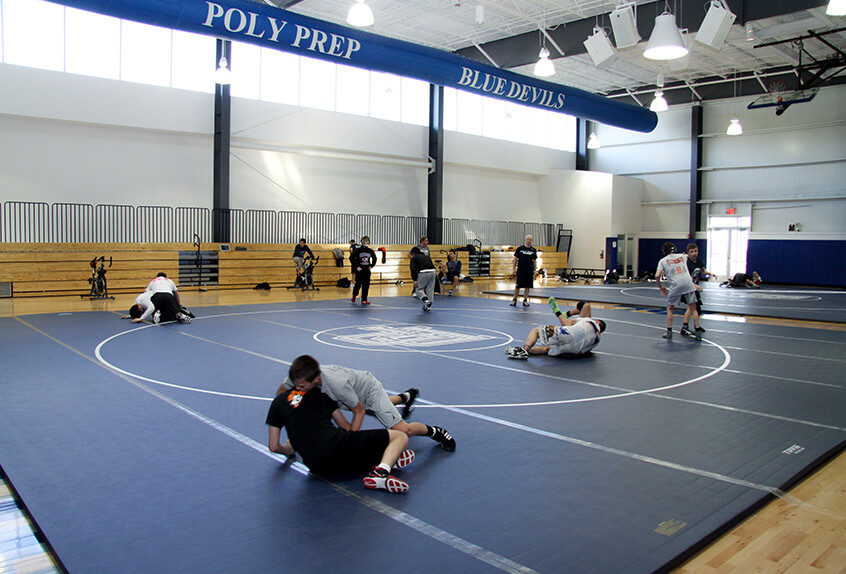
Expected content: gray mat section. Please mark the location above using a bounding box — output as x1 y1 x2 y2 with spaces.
486 284 846 323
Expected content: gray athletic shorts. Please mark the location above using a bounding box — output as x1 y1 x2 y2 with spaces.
354 372 403 428
668 290 697 308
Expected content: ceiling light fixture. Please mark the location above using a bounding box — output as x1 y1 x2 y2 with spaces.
587 131 601 149
475 5 485 24
644 7 689 60
347 0 374 27
726 116 743 135
826 0 846 16
650 73 669 111
214 56 231 85
533 46 555 77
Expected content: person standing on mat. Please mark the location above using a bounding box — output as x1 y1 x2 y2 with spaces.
409 236 430 298
409 246 437 312
276 355 455 452
350 236 377 305
685 243 711 331
511 235 537 307
506 298 605 359
656 242 702 341
267 374 415 494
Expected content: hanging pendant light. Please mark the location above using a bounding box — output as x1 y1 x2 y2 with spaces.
650 90 668 112
214 56 231 85
644 11 689 60
826 0 846 16
587 131 601 149
726 117 743 135
347 0 374 27
533 46 555 77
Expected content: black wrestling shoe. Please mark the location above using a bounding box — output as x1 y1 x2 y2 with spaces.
178 305 195 318
680 326 694 337
430 426 456 452
401 388 419 419
662 329 672 340
694 330 702 342
696 326 706 333
509 299 517 307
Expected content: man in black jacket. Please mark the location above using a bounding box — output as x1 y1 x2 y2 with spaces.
409 246 437 311
351 236 377 305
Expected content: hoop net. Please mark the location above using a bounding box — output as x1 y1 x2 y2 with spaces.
768 81 786 104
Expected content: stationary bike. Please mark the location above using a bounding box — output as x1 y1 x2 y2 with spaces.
288 256 320 291
82 256 115 300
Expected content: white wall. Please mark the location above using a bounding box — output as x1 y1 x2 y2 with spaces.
0 62 576 227
590 84 846 238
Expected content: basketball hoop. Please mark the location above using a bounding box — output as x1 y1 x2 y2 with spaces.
768 81 786 104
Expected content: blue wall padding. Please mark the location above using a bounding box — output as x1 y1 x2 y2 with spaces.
747 240 846 287
606 237 617 271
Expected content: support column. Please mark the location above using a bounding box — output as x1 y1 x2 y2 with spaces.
689 104 703 239
213 39 231 243
576 118 589 171
427 84 444 244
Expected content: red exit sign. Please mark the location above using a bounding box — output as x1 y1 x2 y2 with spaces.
726 207 736 214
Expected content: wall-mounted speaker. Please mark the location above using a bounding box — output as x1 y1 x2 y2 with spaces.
695 0 736 50
610 3 641 49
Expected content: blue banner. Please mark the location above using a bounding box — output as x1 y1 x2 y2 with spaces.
45 0 657 133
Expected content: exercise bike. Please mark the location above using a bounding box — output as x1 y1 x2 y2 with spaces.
82 256 115 300
287 256 320 291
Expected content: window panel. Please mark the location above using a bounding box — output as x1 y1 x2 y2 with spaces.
481 96 506 140
172 30 215 93
401 77 429 127
229 41 260 100
299 56 335 111
65 7 120 79
260 48 299 105
3 0 64 71
502 102 528 144
443 87 457 131
336 63 369 117
527 107 550 148
121 20 171 87
547 111 577 152
456 90 482 135
370 71 401 122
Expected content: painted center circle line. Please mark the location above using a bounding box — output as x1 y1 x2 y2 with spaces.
94 307 729 408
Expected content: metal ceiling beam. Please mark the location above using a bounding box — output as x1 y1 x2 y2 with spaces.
454 0 829 71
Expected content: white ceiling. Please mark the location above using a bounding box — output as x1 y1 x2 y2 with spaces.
281 1 845 97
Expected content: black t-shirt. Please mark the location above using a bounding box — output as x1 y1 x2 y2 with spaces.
352 245 377 270
686 256 705 283
265 387 345 469
513 245 538 274
293 244 314 259
409 248 435 280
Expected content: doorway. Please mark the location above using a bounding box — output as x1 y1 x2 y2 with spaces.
706 216 750 279
616 234 636 279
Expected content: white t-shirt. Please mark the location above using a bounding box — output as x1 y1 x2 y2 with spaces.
134 291 155 322
657 253 695 298
146 276 178 295
540 318 602 356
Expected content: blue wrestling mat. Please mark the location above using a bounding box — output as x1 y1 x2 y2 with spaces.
1 297 844 573
486 284 846 323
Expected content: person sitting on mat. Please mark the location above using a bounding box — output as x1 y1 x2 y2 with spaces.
276 355 455 452
506 298 606 359
292 238 315 274
266 371 415 494
721 271 762 289
656 242 702 341
121 285 192 324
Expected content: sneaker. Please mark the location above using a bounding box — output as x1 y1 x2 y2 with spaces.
351 296 356 303
152 310 161 324
506 346 529 360
402 388 419 419
178 305 195 318
176 313 192 324
430 426 456 452
680 326 694 337
548 297 561 314
448 290 453 296
394 449 415 469
361 301 370 306
694 331 702 342
696 326 706 333
509 299 517 307
523 300 530 307
363 467 409 494
412 291 418 299
662 330 672 340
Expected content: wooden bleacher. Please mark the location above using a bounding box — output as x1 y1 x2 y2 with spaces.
0 242 566 297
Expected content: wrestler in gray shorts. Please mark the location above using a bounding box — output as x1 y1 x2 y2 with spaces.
668 290 697 308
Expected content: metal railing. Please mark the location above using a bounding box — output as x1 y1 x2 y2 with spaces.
0 201 560 246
